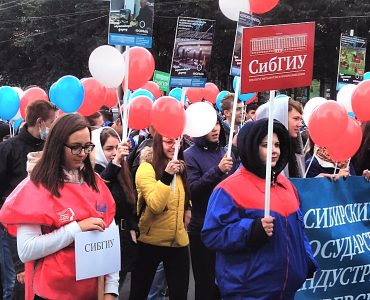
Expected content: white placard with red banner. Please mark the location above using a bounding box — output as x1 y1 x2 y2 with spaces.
241 22 315 94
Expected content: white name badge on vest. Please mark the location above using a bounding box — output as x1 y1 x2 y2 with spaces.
75 224 121 280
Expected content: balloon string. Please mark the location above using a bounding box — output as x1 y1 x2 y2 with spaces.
241 102 246 127
347 158 351 170
303 137 310 153
9 121 14 138
227 77 240 158
304 147 318 178
181 88 187 107
171 136 182 192
333 163 338 175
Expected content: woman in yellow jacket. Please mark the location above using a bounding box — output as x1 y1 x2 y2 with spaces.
129 133 191 300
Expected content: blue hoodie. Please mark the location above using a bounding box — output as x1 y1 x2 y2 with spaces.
184 116 237 234
201 119 318 300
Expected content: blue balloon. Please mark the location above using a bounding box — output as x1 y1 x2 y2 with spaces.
13 117 24 133
121 90 132 103
54 75 84 113
348 112 356 119
216 91 229 111
275 94 288 99
364 72 370 81
131 89 154 101
233 76 256 102
169 88 183 101
0 86 20 120
239 93 256 102
233 76 239 92
49 82 58 106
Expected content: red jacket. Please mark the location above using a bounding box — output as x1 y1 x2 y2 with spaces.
0 175 115 300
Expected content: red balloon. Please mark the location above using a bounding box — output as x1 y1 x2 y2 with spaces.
128 96 153 130
186 88 205 103
78 78 106 116
326 117 363 162
351 80 370 122
203 83 220 104
308 100 348 147
104 88 119 108
20 87 48 119
248 95 258 104
249 0 280 14
122 47 155 91
141 81 162 99
150 96 186 138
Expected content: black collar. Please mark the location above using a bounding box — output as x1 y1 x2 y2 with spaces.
18 124 43 147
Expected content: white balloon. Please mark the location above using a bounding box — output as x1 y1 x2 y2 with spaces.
183 102 217 137
12 87 24 98
337 84 356 113
303 97 327 126
88 45 126 88
219 0 250 21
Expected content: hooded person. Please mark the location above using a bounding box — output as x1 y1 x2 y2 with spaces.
256 97 305 178
201 118 318 300
91 127 138 288
184 115 237 300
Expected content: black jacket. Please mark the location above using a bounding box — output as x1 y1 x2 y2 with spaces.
0 125 43 205
95 162 139 233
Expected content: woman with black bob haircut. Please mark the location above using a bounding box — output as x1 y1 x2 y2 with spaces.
0 114 118 300
202 118 318 300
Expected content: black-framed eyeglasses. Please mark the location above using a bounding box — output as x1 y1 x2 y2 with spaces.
64 143 95 155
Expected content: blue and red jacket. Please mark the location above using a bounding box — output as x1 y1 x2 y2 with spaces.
201 167 318 300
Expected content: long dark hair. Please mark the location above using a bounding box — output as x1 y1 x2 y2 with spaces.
31 114 98 197
151 133 191 206
353 122 370 175
100 128 135 205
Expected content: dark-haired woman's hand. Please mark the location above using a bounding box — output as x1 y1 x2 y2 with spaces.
78 217 106 232
179 160 186 173
113 141 130 165
165 160 181 175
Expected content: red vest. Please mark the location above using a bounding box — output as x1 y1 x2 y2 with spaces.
218 167 299 217
0 176 116 300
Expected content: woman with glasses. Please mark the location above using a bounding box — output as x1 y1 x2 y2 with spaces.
129 133 191 300
0 114 118 300
91 127 139 290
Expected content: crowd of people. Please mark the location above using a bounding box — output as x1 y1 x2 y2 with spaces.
0 95 368 300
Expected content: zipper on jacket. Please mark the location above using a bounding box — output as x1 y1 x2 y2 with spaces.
280 217 290 299
171 183 180 247
271 171 276 186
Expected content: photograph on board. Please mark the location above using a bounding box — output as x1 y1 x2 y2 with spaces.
109 0 154 47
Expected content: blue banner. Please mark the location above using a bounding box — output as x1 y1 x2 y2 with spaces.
290 177 370 300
